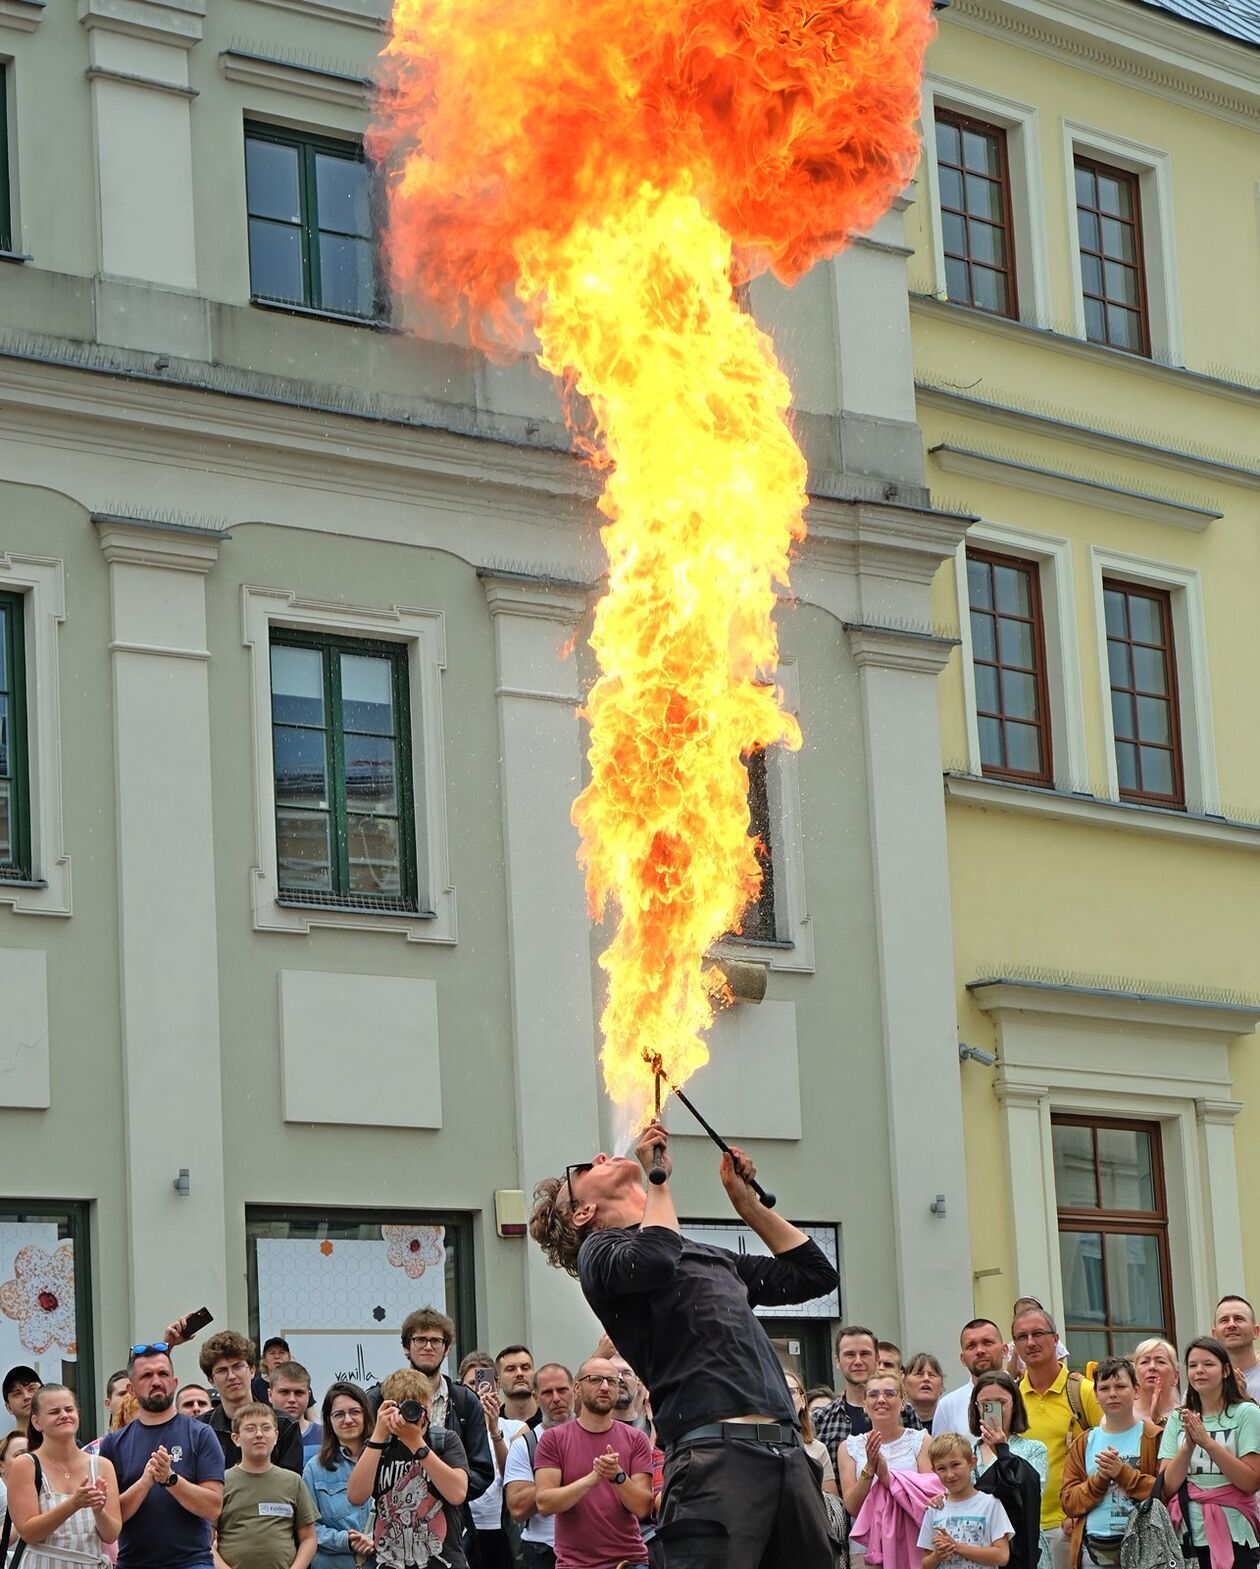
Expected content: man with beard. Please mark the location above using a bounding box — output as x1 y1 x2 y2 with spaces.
933 1320 1009 1436
534 1357 653 1569
396 1309 494 1506
100 1343 224 1569
469 1347 541 1569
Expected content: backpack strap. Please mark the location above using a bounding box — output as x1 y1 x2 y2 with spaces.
522 1424 539 1467
1065 1372 1094 1436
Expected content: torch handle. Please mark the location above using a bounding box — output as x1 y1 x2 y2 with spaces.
648 1066 668 1185
671 1085 777 1209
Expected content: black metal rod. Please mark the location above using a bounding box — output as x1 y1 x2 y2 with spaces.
648 1067 667 1185
668 1081 777 1210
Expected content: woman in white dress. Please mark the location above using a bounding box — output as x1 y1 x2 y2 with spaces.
5 1385 120 1569
838 1371 934 1565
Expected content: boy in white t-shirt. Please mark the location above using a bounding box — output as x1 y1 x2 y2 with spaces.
920 1433 1014 1569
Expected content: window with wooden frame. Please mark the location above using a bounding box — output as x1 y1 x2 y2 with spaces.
244 123 377 320
738 748 777 944
0 589 31 879
965 549 1052 785
269 630 418 910
1052 1116 1174 1366
1103 580 1183 808
934 109 1018 319
0 66 12 254
1074 157 1149 357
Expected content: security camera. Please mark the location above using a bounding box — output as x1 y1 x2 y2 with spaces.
958 1043 997 1066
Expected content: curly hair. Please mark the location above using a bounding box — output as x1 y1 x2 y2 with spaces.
528 1176 590 1278
199 1330 256 1380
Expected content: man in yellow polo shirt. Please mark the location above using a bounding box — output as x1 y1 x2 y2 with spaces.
1014 1305 1102 1569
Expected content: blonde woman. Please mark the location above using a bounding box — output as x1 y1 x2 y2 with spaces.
838 1372 933 1566
1132 1338 1180 1426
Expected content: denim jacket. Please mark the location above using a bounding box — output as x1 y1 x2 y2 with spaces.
303 1448 372 1569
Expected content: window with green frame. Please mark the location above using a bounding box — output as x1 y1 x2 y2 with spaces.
244 122 377 319
269 630 419 910
0 65 12 254
0 590 31 879
0 1203 95 1436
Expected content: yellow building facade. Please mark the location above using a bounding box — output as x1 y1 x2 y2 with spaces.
907 0 1260 1359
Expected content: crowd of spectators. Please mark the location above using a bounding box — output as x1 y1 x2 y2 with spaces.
4 1291 1260 1569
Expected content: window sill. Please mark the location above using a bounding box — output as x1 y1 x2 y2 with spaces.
944 771 1260 851
0 250 32 265
250 296 394 332
276 896 434 920
0 875 46 889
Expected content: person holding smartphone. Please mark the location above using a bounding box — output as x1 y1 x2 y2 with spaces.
969 1372 1051 1569
347 1370 470 1569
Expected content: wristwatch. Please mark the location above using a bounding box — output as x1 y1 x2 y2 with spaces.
158 1473 178 1488
364 1440 389 1451
612 1471 627 1485
415 1445 431 1461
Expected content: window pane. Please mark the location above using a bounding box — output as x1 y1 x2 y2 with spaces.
0 778 9 862
1139 746 1173 796
249 217 305 303
1001 669 1037 721
318 233 376 318
944 255 971 302
315 153 371 237
343 734 398 816
965 174 1000 221
1099 218 1135 264
970 221 1006 267
1074 165 1095 205
942 210 967 256
1133 645 1167 694
1061 1230 1105 1323
967 558 993 610
340 654 395 734
1126 595 1162 644
1105 260 1139 306
1136 696 1170 745
971 266 1006 314
998 617 1033 668
276 810 333 891
939 164 964 210
1004 721 1041 772
347 814 401 895
1054 1123 1098 1208
273 725 329 808
962 129 1000 175
1080 253 1103 297
1097 1127 1155 1210
993 564 1031 615
978 716 1003 768
0 607 7 690
270 645 325 726
971 612 996 663
974 662 999 714
1115 740 1138 791
1103 589 1126 637
1111 690 1136 741
935 118 961 165
1084 295 1106 343
1107 306 1142 351
0 690 7 775
246 139 301 223
1098 175 1132 219
1077 208 1100 252
1068 1329 1114 1369
1105 1233 1163 1327
1107 639 1132 688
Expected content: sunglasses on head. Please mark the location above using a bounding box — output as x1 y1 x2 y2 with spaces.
565 1163 594 1208
129 1343 170 1357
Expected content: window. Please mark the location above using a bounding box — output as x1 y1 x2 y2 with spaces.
740 748 777 943
0 1203 95 1435
1052 1117 1173 1365
0 66 11 253
245 124 377 319
966 549 1052 786
0 590 30 879
270 631 417 909
246 1207 476 1389
935 109 1018 318
1075 157 1149 356
1102 580 1183 807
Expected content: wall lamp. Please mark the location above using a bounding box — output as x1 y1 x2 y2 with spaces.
958 1042 997 1066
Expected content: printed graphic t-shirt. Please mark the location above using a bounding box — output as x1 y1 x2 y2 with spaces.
217 1465 318 1569
100 1412 225 1569
372 1432 470 1569
1084 1423 1145 1539
1159 1405 1260 1548
919 1492 1015 1569
533 1419 653 1569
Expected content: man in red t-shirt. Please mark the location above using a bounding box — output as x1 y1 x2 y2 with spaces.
534 1356 653 1569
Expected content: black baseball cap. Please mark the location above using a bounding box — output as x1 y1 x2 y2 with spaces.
261 1337 290 1355
2 1365 41 1403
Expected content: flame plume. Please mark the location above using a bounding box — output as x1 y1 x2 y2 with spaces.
373 0 932 1123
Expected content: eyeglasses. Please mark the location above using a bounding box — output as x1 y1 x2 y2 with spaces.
408 1335 449 1350
330 1409 362 1423
565 1163 594 1208
1013 1330 1054 1343
129 1343 170 1358
212 1360 252 1379
579 1375 624 1387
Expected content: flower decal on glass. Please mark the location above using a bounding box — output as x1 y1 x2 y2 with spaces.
0 1242 77 1355
381 1225 444 1280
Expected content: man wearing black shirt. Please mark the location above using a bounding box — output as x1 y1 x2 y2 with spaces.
529 1119 837 1567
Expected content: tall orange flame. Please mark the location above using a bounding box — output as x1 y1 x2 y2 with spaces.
373 0 932 1123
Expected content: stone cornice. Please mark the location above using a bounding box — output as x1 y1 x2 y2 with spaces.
218 48 372 110
969 978 1260 1039
480 573 594 627
78 0 205 48
1197 1097 1245 1127
804 498 976 584
0 0 44 33
946 0 1260 124
844 622 960 675
95 517 223 573
240 0 387 29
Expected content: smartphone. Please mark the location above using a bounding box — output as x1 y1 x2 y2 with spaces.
473 1368 496 1396
181 1306 214 1338
981 1399 1003 1428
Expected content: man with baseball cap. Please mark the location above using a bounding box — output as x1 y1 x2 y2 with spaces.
2 1367 41 1435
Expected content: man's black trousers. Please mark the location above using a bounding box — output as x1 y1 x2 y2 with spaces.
656 1435 833 1568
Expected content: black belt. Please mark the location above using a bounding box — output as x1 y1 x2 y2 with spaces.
669 1420 800 1453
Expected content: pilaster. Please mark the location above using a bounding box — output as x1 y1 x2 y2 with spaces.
1196 1097 1246 1298
994 1080 1057 1307
481 573 603 1355
97 517 227 1337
